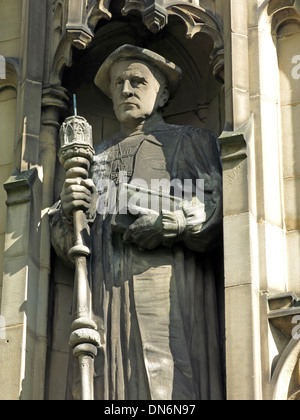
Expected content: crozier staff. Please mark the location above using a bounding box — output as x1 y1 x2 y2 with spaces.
50 44 224 400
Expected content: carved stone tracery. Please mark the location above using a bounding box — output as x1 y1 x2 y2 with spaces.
65 1 222 40
60 0 223 82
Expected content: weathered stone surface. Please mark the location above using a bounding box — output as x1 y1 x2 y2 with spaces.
51 44 224 400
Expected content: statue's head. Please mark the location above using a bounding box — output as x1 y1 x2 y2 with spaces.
94 44 182 124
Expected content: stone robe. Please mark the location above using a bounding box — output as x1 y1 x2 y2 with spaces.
50 124 224 400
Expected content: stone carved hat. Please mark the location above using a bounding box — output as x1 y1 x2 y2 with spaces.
94 44 182 99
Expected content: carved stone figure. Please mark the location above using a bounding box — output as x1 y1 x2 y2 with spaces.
50 44 224 400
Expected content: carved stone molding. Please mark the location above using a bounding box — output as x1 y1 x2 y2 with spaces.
4 169 38 207
48 1 224 86
0 59 19 91
268 292 300 337
267 0 300 34
50 0 73 85
167 3 224 82
42 85 71 123
121 0 146 16
65 1 222 46
121 0 168 33
268 292 300 400
61 0 224 82
218 118 252 164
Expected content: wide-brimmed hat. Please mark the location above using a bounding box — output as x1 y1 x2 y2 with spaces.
94 44 182 99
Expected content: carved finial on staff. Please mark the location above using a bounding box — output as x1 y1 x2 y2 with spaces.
73 94 78 117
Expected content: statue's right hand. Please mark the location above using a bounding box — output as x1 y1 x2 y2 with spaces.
61 178 96 219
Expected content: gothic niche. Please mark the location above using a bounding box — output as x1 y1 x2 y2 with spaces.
47 0 226 400
62 6 225 148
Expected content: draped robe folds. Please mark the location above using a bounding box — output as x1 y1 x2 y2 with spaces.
50 124 225 400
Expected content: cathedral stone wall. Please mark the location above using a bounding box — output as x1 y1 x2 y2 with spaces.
0 0 22 312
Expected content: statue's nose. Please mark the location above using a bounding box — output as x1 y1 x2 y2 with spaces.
122 80 134 97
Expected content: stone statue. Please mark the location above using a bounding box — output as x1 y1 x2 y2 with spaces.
50 44 224 400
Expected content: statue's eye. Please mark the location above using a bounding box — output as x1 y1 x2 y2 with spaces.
131 77 147 87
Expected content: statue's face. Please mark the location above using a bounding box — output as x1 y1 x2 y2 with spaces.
109 59 168 124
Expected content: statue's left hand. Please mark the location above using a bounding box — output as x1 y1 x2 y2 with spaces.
122 204 163 250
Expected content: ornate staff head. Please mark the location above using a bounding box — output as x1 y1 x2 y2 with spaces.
58 96 94 177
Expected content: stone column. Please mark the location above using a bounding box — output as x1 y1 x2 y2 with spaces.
220 0 263 400
0 87 70 401
33 86 70 399
0 0 47 400
0 0 71 398
0 168 38 400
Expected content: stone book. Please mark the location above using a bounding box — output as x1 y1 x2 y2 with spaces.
111 182 183 233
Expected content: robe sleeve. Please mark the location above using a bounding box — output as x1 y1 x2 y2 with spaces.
49 201 75 267
174 126 223 253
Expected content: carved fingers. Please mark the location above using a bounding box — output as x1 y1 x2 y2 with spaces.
182 198 206 234
61 178 97 218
